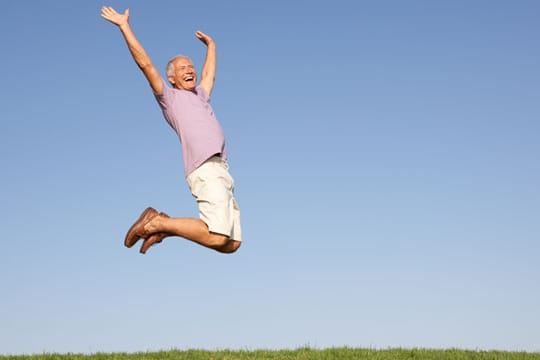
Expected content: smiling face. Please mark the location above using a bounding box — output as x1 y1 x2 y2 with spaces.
168 57 197 91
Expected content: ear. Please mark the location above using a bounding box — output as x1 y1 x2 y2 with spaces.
168 76 175 86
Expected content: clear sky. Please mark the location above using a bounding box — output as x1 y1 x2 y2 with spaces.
1 0 539 355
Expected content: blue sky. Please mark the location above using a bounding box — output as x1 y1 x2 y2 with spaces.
1 0 539 355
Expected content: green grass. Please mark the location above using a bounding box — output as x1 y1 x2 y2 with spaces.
2 348 539 360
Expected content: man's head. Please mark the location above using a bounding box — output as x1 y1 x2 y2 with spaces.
166 55 197 91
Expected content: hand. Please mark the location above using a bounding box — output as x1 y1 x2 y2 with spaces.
101 6 129 27
195 30 214 46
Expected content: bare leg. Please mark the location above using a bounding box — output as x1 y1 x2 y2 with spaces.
142 215 241 254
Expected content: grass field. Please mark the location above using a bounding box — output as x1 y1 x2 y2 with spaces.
2 347 539 360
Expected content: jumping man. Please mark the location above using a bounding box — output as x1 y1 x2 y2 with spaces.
101 6 242 254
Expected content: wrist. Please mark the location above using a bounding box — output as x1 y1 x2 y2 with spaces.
118 22 130 31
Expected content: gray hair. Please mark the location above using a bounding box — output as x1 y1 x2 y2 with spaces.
166 55 193 78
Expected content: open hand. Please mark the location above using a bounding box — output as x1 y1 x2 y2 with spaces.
195 30 214 46
101 6 129 27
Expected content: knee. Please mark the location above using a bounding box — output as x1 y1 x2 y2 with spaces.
213 238 241 254
207 233 227 247
224 240 241 254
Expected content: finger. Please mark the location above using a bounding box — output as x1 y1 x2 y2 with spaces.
101 11 112 20
101 7 113 16
107 7 119 16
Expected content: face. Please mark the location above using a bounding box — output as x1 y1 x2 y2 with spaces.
168 57 197 91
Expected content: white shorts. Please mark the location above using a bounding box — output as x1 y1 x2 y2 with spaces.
186 156 242 241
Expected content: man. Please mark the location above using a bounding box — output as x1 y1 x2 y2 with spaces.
101 6 241 254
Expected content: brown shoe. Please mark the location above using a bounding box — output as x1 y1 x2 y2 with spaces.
124 207 159 248
140 212 170 254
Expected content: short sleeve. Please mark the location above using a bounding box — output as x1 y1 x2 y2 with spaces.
154 79 172 110
196 85 210 103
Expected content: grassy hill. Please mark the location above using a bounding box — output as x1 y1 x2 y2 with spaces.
2 347 539 360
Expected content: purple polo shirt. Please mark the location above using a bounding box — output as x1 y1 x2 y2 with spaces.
154 80 227 176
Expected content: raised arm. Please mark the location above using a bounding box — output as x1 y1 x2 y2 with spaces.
195 31 216 96
101 6 163 94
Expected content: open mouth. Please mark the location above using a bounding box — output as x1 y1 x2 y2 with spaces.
184 75 194 82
